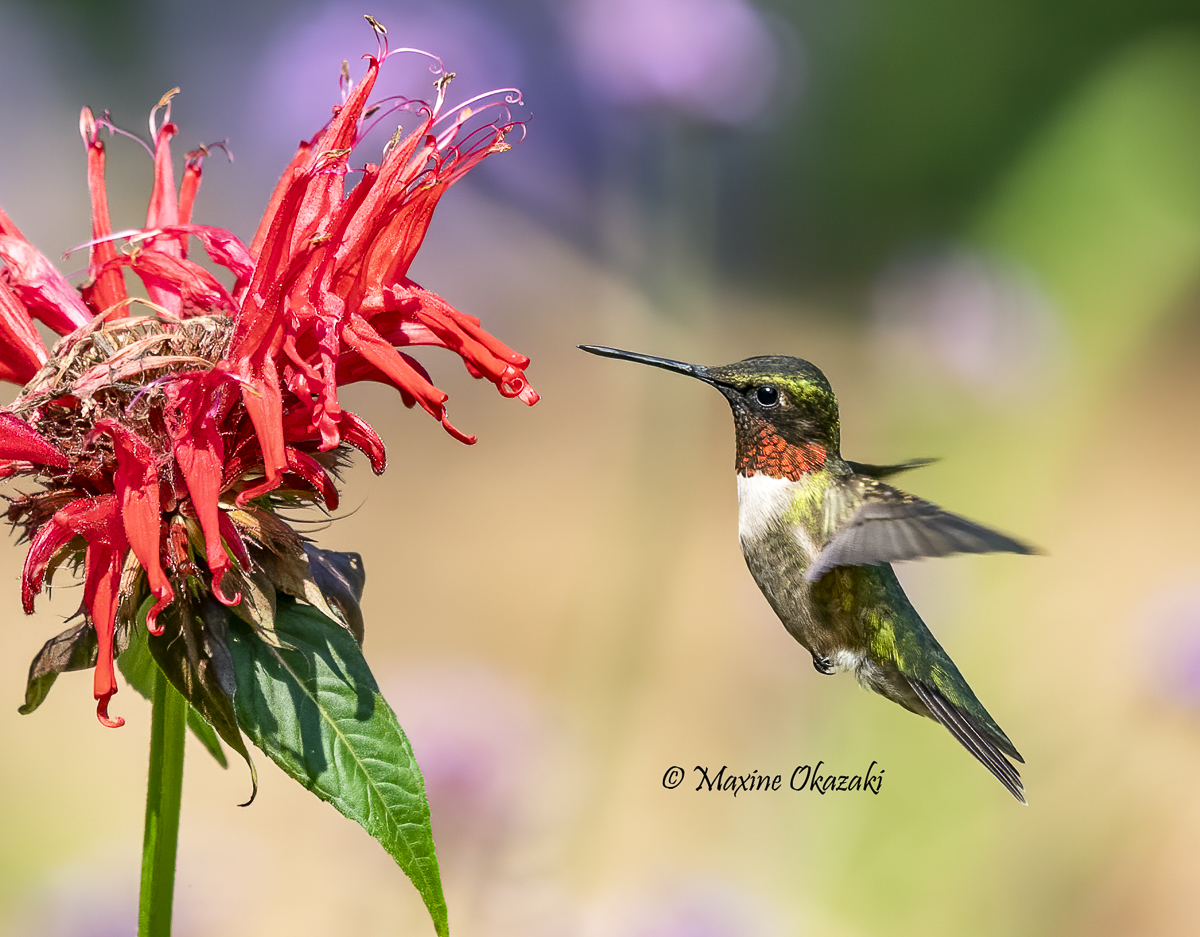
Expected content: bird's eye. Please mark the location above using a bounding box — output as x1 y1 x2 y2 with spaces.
755 385 780 407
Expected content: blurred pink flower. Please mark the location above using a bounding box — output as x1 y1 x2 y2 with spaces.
388 662 546 847
1135 581 1200 705
871 248 1060 401
581 877 788 937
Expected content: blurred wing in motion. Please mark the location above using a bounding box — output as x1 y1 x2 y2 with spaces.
807 477 1033 582
844 457 937 479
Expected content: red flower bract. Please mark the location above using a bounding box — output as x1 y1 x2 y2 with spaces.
1 47 536 727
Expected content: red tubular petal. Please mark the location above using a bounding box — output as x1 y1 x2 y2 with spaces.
290 57 380 241
0 206 25 238
284 446 339 510
368 310 439 343
22 494 126 627
427 292 530 367
334 351 427 408
0 235 92 334
96 696 125 729
178 152 202 227
217 54 536 492
373 289 496 374
85 542 126 728
165 375 234 591
231 60 382 374
341 314 447 418
403 284 522 375
79 107 129 319
330 118 436 297
440 414 476 445
210 510 247 607
387 281 538 403
146 594 173 636
217 508 251 570
0 281 47 385
368 182 443 285
143 118 183 313
151 225 254 281
146 120 180 232
22 505 84 613
341 117 509 298
0 412 68 467
338 411 386 474
93 420 174 634
235 353 287 504
248 139 313 261
211 568 241 606
117 250 236 314
238 60 380 336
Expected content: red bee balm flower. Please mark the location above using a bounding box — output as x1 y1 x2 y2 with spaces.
2 49 536 729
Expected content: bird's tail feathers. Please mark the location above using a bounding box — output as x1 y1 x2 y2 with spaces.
907 677 1025 804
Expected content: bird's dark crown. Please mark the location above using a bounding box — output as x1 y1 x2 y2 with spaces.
706 356 841 452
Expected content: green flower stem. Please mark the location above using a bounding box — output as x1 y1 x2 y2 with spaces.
138 667 187 937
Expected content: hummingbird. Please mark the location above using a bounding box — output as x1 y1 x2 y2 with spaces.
579 344 1033 803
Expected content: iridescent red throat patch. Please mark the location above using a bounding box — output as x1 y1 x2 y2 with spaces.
736 425 827 480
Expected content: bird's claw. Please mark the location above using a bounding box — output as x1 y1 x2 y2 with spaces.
812 654 835 675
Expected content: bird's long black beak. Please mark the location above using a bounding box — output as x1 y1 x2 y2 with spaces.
578 345 712 383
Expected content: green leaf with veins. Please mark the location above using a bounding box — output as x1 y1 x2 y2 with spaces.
227 598 446 937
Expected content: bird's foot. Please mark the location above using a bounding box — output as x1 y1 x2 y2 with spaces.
812 654 836 675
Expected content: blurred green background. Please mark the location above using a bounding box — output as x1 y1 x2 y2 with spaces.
4 0 1200 935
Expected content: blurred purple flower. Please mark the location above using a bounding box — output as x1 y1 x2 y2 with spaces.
5 844 231 937
243 1 524 159
871 247 1060 401
563 0 783 124
5 860 136 937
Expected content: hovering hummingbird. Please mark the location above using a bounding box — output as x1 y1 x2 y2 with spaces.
579 345 1034 803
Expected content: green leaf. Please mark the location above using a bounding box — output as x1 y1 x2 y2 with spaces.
302 545 366 644
119 599 229 770
19 619 98 715
227 599 446 937
184 703 228 768
145 590 255 796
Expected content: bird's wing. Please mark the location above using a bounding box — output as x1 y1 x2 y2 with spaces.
806 476 1033 582
843 457 937 479
906 676 1025 803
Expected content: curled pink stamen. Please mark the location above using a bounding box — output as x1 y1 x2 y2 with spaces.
433 88 524 130
381 46 446 76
